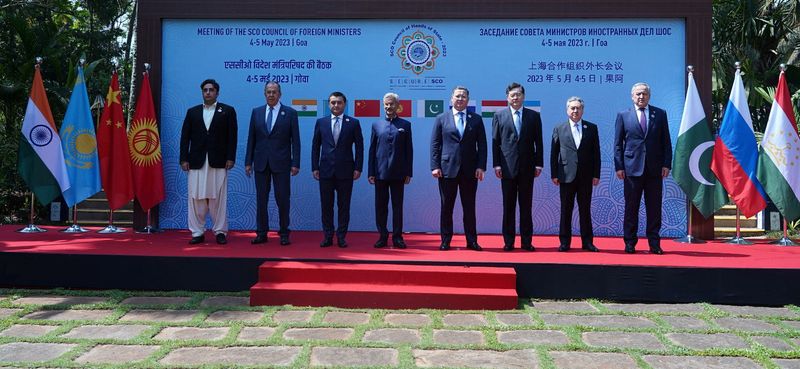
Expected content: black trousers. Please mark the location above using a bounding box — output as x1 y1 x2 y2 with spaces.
375 179 405 239
255 169 290 237
501 174 534 247
319 177 354 239
438 171 478 243
623 173 663 247
559 176 594 247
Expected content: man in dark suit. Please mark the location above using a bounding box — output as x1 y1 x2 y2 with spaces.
550 97 600 252
179 79 237 245
368 92 413 249
430 86 487 251
245 81 300 246
492 82 544 251
614 82 673 254
311 91 363 248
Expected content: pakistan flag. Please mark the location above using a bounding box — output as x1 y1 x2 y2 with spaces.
672 71 728 218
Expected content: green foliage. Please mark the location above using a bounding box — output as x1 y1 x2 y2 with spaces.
0 0 134 223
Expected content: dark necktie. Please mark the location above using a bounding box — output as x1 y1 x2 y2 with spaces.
266 106 274 133
333 116 341 145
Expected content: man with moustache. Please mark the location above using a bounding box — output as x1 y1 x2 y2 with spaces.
311 91 363 248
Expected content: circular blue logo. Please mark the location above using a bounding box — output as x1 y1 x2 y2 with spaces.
29 124 53 147
406 40 431 65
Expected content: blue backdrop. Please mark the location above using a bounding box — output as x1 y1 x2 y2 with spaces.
159 19 687 237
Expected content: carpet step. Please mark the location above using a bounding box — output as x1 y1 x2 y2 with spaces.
250 281 518 309
250 261 517 310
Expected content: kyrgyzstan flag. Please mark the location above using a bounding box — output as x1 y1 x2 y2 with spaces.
396 99 412 117
128 71 164 211
96 71 133 210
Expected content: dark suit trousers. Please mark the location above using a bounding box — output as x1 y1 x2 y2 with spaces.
255 169 291 237
374 179 404 239
319 177 353 239
559 177 594 247
623 173 663 247
438 171 478 243
501 174 534 246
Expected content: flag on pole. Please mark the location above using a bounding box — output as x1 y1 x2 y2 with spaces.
756 70 800 222
96 71 133 210
18 65 71 205
710 68 767 218
60 66 101 208
672 70 728 218
128 71 165 211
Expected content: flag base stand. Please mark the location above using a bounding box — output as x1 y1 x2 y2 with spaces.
17 224 46 233
61 224 89 233
135 225 162 234
725 236 752 245
98 225 126 234
771 237 797 246
674 235 706 244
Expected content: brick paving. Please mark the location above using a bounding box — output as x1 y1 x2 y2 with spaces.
0 291 798 368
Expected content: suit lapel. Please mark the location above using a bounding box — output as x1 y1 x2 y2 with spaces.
563 122 577 150
269 106 283 137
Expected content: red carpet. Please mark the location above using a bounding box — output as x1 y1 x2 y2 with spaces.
2 226 799 269
250 261 518 309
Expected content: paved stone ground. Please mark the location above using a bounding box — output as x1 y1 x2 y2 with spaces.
0 291 797 368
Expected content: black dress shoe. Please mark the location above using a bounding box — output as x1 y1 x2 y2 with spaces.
503 244 514 251
320 238 333 247
466 242 483 251
215 233 227 245
393 238 407 249
374 238 388 248
279 236 291 245
251 235 268 244
439 242 450 251
189 235 205 245
649 246 663 255
624 244 635 254
337 238 348 248
582 244 599 252
521 244 535 251
558 244 570 252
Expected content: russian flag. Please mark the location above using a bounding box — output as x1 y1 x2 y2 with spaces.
710 68 767 218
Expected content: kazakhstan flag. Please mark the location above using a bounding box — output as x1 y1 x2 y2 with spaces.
60 66 101 207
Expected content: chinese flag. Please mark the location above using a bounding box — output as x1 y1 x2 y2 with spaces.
128 71 164 211
96 71 133 210
354 99 380 117
397 99 412 117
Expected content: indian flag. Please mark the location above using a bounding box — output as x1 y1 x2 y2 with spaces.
481 100 507 118
292 99 317 117
757 70 800 221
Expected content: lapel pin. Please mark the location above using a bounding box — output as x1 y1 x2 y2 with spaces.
345 118 350 122
281 111 285 115
217 107 223 113
583 124 587 129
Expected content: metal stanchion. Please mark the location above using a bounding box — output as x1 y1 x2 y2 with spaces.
725 206 752 245
136 209 161 234
17 193 46 233
674 199 706 244
61 205 88 233
770 220 797 246
98 209 126 234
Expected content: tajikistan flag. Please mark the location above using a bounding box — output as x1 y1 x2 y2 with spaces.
757 70 800 221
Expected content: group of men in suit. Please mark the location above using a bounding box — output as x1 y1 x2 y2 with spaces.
179 80 672 255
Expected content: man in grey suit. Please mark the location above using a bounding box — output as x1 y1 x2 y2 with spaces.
311 91 363 248
614 82 672 254
245 81 300 246
430 86 487 251
492 82 544 251
550 97 600 252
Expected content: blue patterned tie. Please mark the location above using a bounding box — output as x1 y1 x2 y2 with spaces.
457 112 465 137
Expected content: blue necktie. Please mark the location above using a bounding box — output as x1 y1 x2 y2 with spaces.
266 106 274 133
513 110 521 135
457 112 465 137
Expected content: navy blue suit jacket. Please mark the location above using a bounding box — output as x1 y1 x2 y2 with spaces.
430 110 487 178
368 117 413 180
245 103 300 173
492 107 544 178
613 105 672 177
311 115 364 179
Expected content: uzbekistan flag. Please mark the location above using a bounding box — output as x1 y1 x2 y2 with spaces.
756 70 800 221
481 100 507 118
710 68 767 218
292 99 317 117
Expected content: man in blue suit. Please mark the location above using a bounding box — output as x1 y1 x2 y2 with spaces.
614 82 672 254
492 82 544 251
430 86 487 251
550 97 600 252
368 92 413 249
311 91 363 248
245 82 300 246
